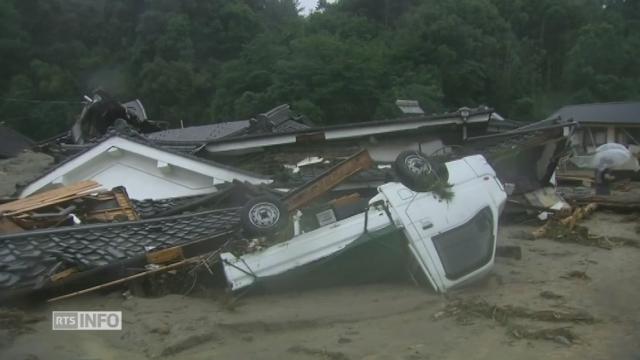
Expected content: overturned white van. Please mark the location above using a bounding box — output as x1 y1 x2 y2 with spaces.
221 153 507 293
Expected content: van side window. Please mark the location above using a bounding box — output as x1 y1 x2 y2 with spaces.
432 207 494 280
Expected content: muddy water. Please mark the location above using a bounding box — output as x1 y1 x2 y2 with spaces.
2 212 640 359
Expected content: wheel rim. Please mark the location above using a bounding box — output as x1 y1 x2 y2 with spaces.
248 202 281 228
405 154 432 175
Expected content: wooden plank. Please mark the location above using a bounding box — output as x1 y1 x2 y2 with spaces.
556 169 594 179
556 175 594 187
1 181 98 211
50 267 79 282
0 181 101 215
329 193 361 208
146 247 185 264
112 187 140 221
9 181 99 208
284 150 374 212
86 206 139 222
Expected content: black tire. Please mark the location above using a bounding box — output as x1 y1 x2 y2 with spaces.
393 150 449 192
240 196 289 236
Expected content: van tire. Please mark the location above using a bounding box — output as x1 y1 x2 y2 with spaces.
394 150 448 192
241 196 288 236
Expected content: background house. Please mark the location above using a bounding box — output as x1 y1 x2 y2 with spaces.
547 102 640 154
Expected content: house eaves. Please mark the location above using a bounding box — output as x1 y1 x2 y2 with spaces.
203 108 493 153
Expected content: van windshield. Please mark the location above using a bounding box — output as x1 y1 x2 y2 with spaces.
432 207 494 279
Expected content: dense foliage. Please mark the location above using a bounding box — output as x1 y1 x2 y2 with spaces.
0 0 639 139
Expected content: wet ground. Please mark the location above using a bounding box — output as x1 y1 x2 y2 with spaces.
1 211 639 360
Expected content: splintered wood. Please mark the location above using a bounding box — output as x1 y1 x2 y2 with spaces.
559 203 598 230
84 187 139 222
532 203 598 239
0 180 102 216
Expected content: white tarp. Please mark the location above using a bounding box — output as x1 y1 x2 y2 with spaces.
570 143 640 171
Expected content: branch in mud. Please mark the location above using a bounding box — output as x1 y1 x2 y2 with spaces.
432 298 596 345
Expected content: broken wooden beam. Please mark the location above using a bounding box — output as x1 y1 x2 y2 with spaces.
146 246 185 264
284 149 374 212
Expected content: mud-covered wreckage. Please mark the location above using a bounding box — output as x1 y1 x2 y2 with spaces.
0 93 574 303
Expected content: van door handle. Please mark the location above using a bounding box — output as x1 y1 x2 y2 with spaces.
421 221 433 230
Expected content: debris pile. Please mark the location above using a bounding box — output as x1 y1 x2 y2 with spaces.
0 181 138 234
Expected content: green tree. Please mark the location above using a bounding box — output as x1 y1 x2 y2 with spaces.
565 22 640 101
1 60 80 139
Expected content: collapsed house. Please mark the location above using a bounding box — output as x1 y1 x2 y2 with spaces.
0 94 580 303
518 102 640 182
546 101 640 154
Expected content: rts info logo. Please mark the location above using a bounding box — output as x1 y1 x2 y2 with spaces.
52 311 122 330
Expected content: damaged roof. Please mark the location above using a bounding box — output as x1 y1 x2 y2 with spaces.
147 104 311 143
0 208 240 290
202 106 495 153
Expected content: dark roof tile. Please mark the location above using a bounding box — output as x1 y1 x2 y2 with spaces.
0 208 240 290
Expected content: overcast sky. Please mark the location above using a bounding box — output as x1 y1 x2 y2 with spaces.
298 0 318 14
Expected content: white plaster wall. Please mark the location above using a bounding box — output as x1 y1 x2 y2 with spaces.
60 151 218 199
20 137 272 200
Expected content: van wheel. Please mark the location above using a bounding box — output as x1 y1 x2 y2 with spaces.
241 196 288 236
394 150 448 192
